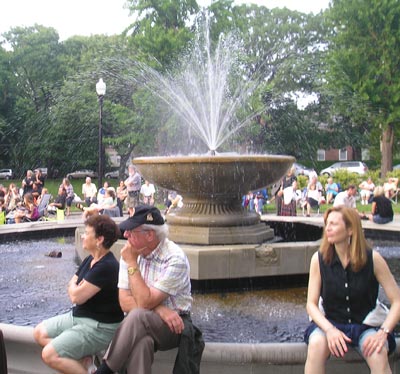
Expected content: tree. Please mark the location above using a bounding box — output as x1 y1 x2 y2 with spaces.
326 0 400 176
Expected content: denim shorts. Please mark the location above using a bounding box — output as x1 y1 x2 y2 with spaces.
43 311 120 359
304 321 396 355
372 215 393 224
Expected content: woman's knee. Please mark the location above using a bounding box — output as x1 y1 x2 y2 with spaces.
307 334 330 360
365 349 392 374
41 343 59 365
33 323 47 345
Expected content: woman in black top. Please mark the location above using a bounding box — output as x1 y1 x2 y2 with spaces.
367 186 394 224
34 215 124 374
304 207 400 373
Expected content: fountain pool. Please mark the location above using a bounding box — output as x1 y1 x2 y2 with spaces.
1 238 399 342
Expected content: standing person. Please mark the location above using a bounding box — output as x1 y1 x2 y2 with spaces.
34 169 45 195
362 186 394 224
275 166 297 216
116 180 127 217
82 177 98 207
33 215 124 374
94 205 204 374
140 180 156 206
304 207 400 374
333 185 357 209
359 177 375 205
124 165 141 217
21 170 35 196
62 178 75 217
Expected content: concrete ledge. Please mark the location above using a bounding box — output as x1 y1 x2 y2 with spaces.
2 323 400 374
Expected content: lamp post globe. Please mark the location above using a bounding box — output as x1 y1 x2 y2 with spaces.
96 78 106 188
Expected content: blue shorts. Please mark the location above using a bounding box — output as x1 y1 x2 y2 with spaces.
304 321 396 355
372 215 393 224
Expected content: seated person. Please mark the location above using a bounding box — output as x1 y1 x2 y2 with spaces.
33 215 124 374
325 177 339 204
383 177 399 199
82 177 97 206
14 193 39 223
359 177 375 205
362 186 394 224
97 181 109 205
304 183 321 217
78 188 117 219
48 187 67 213
166 191 183 214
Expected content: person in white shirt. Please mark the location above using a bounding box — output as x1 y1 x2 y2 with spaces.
140 180 156 206
333 185 357 209
82 177 97 206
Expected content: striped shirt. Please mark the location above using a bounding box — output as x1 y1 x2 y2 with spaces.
118 239 192 313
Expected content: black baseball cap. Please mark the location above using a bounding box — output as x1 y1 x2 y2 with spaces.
119 205 164 231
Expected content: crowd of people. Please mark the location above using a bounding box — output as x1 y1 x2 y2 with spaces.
271 169 397 225
0 166 162 224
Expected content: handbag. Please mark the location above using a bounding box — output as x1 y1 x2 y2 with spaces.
362 300 389 327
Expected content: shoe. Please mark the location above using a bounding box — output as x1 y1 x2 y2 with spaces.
76 203 84 211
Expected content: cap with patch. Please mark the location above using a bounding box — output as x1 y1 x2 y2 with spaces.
119 205 164 231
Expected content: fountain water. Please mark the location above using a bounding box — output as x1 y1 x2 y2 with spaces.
133 20 294 245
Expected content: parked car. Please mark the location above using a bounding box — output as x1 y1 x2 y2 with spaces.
34 167 48 178
0 169 14 180
320 161 368 176
66 169 97 179
293 163 316 177
105 170 128 179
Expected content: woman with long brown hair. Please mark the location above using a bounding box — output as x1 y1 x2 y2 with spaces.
304 206 400 374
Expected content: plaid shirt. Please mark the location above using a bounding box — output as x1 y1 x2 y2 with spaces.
119 239 192 313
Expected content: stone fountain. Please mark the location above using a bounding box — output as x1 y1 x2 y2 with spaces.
133 20 294 249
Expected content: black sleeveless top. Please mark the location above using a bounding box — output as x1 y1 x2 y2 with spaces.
318 249 378 324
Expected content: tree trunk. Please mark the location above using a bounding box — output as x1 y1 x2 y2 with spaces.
380 124 394 178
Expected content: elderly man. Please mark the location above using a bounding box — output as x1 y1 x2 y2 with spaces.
82 177 97 206
95 205 203 374
124 165 141 217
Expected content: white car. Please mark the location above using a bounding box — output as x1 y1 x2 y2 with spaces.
293 163 316 177
320 161 368 176
66 169 97 179
0 169 14 179
105 170 128 179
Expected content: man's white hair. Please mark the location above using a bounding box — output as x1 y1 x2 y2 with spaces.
141 223 168 242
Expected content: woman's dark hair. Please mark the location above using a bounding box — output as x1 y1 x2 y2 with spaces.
85 214 120 249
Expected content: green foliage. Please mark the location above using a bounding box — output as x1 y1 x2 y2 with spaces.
326 0 400 173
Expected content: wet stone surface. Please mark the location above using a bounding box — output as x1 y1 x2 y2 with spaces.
0 238 77 326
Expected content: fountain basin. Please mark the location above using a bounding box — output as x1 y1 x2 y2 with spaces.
134 154 295 244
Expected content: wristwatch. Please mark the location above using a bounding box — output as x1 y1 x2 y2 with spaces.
127 266 139 276
380 326 390 334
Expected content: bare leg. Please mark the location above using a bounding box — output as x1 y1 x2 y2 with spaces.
304 333 330 374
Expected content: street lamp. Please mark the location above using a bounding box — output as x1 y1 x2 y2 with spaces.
96 78 106 188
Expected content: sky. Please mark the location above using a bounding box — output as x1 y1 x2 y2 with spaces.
1 0 331 41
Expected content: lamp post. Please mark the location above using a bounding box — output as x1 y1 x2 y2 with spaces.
96 78 106 189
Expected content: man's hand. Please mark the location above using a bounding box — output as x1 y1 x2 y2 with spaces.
155 305 184 334
121 242 139 264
